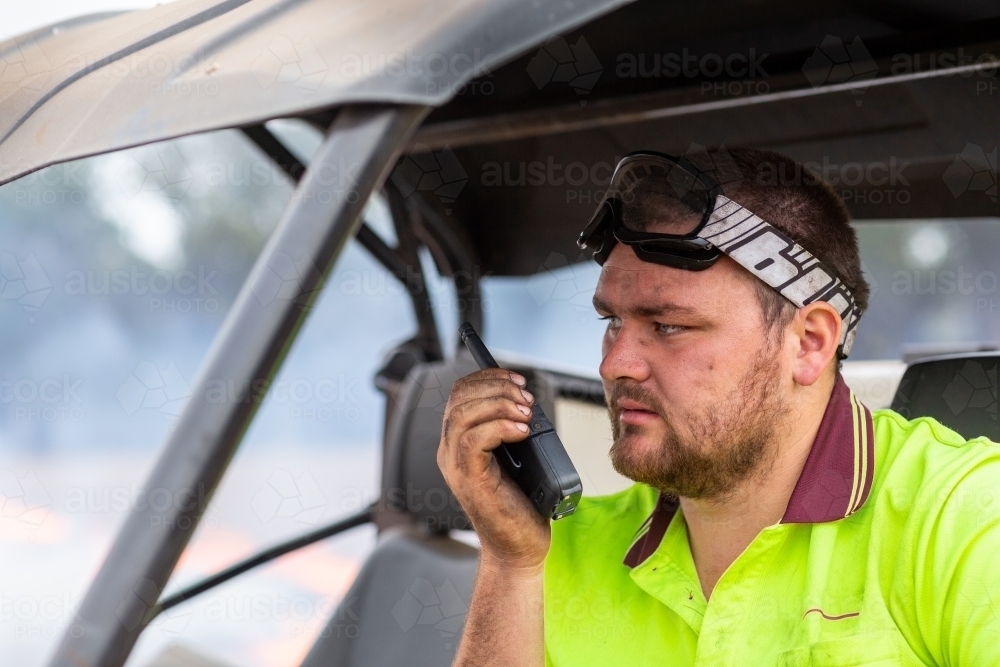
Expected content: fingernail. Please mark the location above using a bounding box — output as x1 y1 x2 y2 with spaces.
509 373 526 386
516 422 529 432
520 389 533 403
517 404 531 416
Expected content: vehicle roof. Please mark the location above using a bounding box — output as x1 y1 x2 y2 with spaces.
421 1 1000 274
0 0 628 186
1 0 997 276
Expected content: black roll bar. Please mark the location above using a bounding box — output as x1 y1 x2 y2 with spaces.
154 503 375 615
243 123 443 361
406 193 485 339
385 179 444 360
46 104 429 667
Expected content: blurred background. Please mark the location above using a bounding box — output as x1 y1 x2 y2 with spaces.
2 2 999 666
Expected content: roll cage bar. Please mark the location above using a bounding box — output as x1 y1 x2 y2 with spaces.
45 104 489 667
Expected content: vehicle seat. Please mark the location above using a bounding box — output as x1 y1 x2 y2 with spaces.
299 526 478 667
300 356 480 667
890 353 999 441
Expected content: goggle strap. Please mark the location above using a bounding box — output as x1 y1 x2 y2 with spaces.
703 195 862 357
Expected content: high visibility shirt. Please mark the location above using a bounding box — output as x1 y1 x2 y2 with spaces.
544 375 1000 666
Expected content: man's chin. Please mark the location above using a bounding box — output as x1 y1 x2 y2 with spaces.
609 434 667 479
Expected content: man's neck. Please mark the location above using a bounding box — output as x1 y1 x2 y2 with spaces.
679 374 836 600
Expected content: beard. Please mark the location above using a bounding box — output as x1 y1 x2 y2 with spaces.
607 347 787 500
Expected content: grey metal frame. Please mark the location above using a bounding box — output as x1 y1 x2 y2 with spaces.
46 103 429 667
241 124 444 360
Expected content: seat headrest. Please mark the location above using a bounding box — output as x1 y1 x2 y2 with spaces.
890 353 998 441
381 355 480 532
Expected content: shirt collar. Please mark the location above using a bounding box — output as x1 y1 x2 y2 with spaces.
624 373 875 568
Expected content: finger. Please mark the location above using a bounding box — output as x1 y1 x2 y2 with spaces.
448 396 532 433
442 394 530 450
448 376 534 411
451 368 527 398
461 367 527 386
449 418 530 478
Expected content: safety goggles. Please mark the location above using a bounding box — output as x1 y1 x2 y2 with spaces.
577 151 862 357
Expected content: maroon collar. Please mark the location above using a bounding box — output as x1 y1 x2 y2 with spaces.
624 374 875 568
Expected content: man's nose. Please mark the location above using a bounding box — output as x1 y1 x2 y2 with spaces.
599 324 652 384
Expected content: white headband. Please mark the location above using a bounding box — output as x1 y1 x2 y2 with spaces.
700 195 862 357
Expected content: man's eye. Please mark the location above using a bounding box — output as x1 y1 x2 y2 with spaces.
657 323 684 335
599 315 621 328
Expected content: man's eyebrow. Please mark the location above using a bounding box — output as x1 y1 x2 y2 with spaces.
592 295 614 313
592 294 697 318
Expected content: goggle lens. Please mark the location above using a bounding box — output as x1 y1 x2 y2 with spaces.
612 157 713 237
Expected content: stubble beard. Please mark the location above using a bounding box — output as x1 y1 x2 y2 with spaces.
607 348 787 500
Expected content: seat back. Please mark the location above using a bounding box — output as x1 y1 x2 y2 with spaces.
299 527 478 667
890 353 999 441
381 356 480 532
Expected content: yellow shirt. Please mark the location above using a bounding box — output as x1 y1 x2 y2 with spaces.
544 376 1000 666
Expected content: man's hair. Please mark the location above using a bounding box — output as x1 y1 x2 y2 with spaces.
720 147 870 331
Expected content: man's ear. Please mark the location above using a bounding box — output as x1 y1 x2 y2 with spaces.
790 302 841 387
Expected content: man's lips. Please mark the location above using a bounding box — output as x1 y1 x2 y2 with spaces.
617 398 660 426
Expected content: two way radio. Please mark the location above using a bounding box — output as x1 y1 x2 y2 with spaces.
458 322 583 520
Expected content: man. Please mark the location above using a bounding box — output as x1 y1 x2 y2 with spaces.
437 147 1000 666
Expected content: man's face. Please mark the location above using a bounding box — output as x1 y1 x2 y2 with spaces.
594 244 790 499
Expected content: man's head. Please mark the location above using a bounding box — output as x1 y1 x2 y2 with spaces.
592 147 868 499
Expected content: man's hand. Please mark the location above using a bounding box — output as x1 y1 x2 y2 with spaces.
437 367 551 569
438 368 549 667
